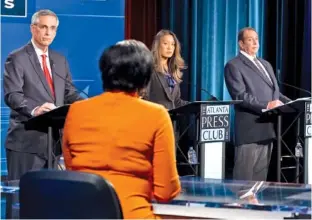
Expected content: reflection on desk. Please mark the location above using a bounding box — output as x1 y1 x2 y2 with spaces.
1 177 311 219
153 177 311 219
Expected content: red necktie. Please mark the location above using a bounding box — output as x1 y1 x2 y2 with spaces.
41 55 55 98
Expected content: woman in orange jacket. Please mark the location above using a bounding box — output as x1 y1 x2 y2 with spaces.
62 40 181 219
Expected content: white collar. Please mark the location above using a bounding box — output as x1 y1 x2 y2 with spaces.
240 50 256 61
31 39 49 58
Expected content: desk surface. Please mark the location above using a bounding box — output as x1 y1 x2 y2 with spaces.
1 177 311 219
153 176 311 219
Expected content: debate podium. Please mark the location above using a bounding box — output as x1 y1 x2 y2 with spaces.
24 105 70 169
262 97 312 184
169 100 241 179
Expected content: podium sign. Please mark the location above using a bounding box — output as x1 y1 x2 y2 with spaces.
169 100 241 179
200 104 230 142
304 101 312 184
305 102 312 137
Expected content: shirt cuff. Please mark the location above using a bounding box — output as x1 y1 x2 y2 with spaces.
31 106 39 116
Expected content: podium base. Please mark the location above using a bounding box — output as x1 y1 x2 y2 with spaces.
200 142 225 179
305 137 312 184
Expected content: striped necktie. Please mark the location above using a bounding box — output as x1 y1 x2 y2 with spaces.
253 58 272 85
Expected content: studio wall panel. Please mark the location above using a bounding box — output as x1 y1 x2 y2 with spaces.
0 0 125 176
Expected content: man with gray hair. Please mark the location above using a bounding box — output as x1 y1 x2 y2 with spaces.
3 9 83 180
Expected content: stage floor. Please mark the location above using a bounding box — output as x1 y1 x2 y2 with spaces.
1 175 311 219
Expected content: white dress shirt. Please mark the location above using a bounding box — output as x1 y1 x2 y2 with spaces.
240 50 272 84
30 40 55 115
31 39 52 77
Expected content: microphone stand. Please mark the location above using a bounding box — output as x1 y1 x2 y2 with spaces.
51 62 90 98
50 61 89 170
184 81 219 101
280 81 311 96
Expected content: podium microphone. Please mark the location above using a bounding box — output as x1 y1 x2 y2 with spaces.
278 81 311 96
200 87 219 101
184 81 219 101
177 81 219 176
51 61 90 98
277 70 311 96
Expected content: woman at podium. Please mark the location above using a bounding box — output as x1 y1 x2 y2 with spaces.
141 29 189 110
62 40 181 219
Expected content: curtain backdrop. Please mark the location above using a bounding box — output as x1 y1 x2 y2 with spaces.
125 0 310 181
158 0 266 102
125 0 158 47
266 0 310 99
156 0 267 178
125 0 310 101
301 0 311 96
265 0 310 183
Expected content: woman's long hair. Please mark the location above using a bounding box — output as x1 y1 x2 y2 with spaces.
151 29 185 83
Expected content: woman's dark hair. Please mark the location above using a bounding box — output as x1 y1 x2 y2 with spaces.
99 40 153 92
151 29 185 83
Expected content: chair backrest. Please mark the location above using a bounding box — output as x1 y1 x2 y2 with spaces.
19 170 123 219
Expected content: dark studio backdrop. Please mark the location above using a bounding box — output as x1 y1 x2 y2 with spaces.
125 0 311 182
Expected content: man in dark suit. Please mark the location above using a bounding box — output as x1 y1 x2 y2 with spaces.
224 27 290 182
3 9 83 180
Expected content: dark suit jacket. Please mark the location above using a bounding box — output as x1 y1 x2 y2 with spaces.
3 42 83 158
224 53 290 146
143 71 188 110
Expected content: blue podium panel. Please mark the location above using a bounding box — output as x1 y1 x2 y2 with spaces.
0 0 125 176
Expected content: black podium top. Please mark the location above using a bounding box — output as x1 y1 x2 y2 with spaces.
24 104 70 132
169 100 242 115
262 97 311 115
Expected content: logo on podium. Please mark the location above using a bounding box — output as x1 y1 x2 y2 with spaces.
200 105 230 142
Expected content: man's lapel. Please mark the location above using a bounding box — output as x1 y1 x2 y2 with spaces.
258 58 277 89
239 53 273 88
26 42 55 101
49 51 64 105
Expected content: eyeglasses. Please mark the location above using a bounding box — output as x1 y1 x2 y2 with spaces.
33 23 57 32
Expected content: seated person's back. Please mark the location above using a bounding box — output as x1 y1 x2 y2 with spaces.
62 40 181 219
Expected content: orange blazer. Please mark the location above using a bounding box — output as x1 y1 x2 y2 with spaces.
62 91 181 219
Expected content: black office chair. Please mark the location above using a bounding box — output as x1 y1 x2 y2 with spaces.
19 170 123 219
